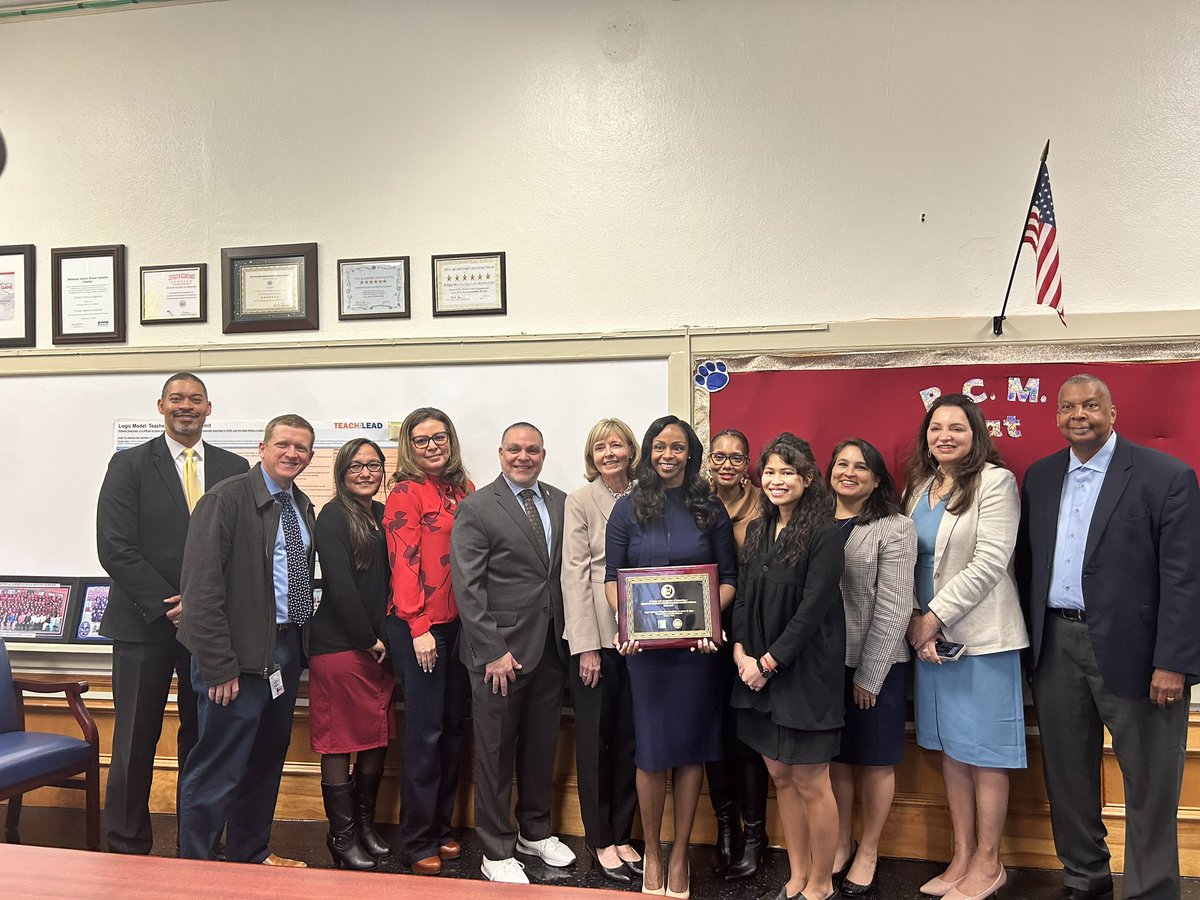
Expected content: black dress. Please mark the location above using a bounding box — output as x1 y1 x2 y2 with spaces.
605 489 738 772
731 519 846 765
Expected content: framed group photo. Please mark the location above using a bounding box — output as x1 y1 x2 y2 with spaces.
51 244 127 345
221 242 318 334
72 578 113 644
431 251 506 317
0 244 35 348
0 577 79 644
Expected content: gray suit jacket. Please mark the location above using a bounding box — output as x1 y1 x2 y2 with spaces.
841 513 916 695
451 474 567 673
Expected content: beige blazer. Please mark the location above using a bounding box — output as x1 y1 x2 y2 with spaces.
906 463 1029 655
841 513 917 695
561 478 621 655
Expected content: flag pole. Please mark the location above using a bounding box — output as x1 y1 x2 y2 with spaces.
993 139 1050 336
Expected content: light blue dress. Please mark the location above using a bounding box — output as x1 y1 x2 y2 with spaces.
912 491 1026 769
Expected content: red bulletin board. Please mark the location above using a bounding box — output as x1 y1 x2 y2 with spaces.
707 360 1200 487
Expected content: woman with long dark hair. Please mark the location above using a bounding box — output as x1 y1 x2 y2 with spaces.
309 438 394 870
605 415 738 899
902 395 1027 900
731 433 845 900
383 408 474 876
703 427 770 881
827 438 916 894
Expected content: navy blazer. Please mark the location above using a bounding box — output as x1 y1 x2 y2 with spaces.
97 435 248 642
1017 435 1200 698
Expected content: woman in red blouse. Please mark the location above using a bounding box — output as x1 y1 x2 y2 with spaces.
383 407 474 876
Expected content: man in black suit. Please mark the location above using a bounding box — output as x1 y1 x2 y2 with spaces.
96 372 248 854
1018 374 1200 900
450 422 576 884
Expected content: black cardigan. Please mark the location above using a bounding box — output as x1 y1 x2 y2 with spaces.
730 519 846 732
309 500 390 657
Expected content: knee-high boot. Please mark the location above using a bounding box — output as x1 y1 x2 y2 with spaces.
322 781 377 871
706 760 741 875
724 756 769 881
352 770 391 859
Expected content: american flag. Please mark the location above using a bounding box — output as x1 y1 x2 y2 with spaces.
1022 162 1064 324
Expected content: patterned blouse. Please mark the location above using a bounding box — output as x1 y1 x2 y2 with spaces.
383 475 472 637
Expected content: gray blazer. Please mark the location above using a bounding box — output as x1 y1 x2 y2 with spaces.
451 474 567 673
905 463 1028 655
561 478 621 655
841 513 917 695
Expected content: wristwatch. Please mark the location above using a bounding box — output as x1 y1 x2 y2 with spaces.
756 657 776 679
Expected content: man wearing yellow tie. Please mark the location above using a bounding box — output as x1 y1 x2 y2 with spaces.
96 373 248 855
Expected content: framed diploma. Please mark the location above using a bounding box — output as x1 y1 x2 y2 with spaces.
431 251 506 317
338 256 411 320
51 244 126 345
0 577 79 644
221 242 318 334
71 578 112 644
140 263 207 324
0 244 35 348
616 564 721 649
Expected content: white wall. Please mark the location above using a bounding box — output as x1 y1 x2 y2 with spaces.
1 0 1197 351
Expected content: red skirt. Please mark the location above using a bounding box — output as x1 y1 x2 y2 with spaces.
308 649 396 754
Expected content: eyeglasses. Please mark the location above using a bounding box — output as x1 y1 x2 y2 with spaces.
347 461 384 474
412 432 450 449
709 452 748 466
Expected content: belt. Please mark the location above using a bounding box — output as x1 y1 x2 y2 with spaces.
276 622 294 632
1047 606 1086 622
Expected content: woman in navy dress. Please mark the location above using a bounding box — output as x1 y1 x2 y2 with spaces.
605 415 737 898
902 394 1028 900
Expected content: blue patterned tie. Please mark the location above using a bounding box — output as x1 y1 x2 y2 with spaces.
276 491 313 625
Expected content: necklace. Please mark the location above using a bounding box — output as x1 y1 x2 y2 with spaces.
603 479 633 500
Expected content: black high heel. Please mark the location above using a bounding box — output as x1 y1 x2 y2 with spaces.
587 845 632 884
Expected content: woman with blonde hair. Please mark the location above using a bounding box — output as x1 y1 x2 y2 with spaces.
561 417 644 883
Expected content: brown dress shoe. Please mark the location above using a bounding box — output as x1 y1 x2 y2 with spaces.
262 853 307 867
412 855 442 875
439 840 462 860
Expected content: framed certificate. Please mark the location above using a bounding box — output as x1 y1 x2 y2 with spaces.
338 256 410 320
0 244 35 348
0 577 79 644
71 578 113 644
51 244 126 345
221 242 318 333
431 251 506 317
616 564 721 649
140 263 207 324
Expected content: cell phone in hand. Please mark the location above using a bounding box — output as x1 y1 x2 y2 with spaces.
934 640 966 661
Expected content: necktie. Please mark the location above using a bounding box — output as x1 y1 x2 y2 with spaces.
182 448 202 513
519 488 549 558
276 492 313 625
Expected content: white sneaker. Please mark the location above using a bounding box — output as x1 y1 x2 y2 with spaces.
516 833 577 867
481 856 529 883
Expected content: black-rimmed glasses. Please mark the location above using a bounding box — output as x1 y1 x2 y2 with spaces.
348 461 384 474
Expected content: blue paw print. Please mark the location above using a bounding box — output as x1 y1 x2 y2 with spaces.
694 360 730 393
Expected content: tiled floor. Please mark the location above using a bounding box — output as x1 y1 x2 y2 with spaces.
8 804 1200 898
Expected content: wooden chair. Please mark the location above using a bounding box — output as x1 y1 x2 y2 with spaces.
0 637 100 850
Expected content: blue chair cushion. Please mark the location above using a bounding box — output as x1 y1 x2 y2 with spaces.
0 732 92 786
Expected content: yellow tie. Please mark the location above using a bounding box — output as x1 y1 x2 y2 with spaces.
183 447 202 513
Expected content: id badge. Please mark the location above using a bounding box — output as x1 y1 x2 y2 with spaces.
268 667 285 700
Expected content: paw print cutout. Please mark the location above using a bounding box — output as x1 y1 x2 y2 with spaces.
694 360 730 393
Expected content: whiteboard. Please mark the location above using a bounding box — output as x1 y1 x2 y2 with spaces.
0 358 668 576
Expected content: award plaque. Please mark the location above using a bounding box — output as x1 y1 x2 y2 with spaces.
616 564 720 649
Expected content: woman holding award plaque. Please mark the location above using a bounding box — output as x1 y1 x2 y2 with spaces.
704 428 771 882
731 433 845 900
561 417 644 884
605 415 738 899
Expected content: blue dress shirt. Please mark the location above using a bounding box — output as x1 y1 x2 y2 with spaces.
1048 430 1117 611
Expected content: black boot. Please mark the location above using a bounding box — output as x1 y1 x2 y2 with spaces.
322 781 376 871
725 757 769 881
353 770 391 859
706 761 741 875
